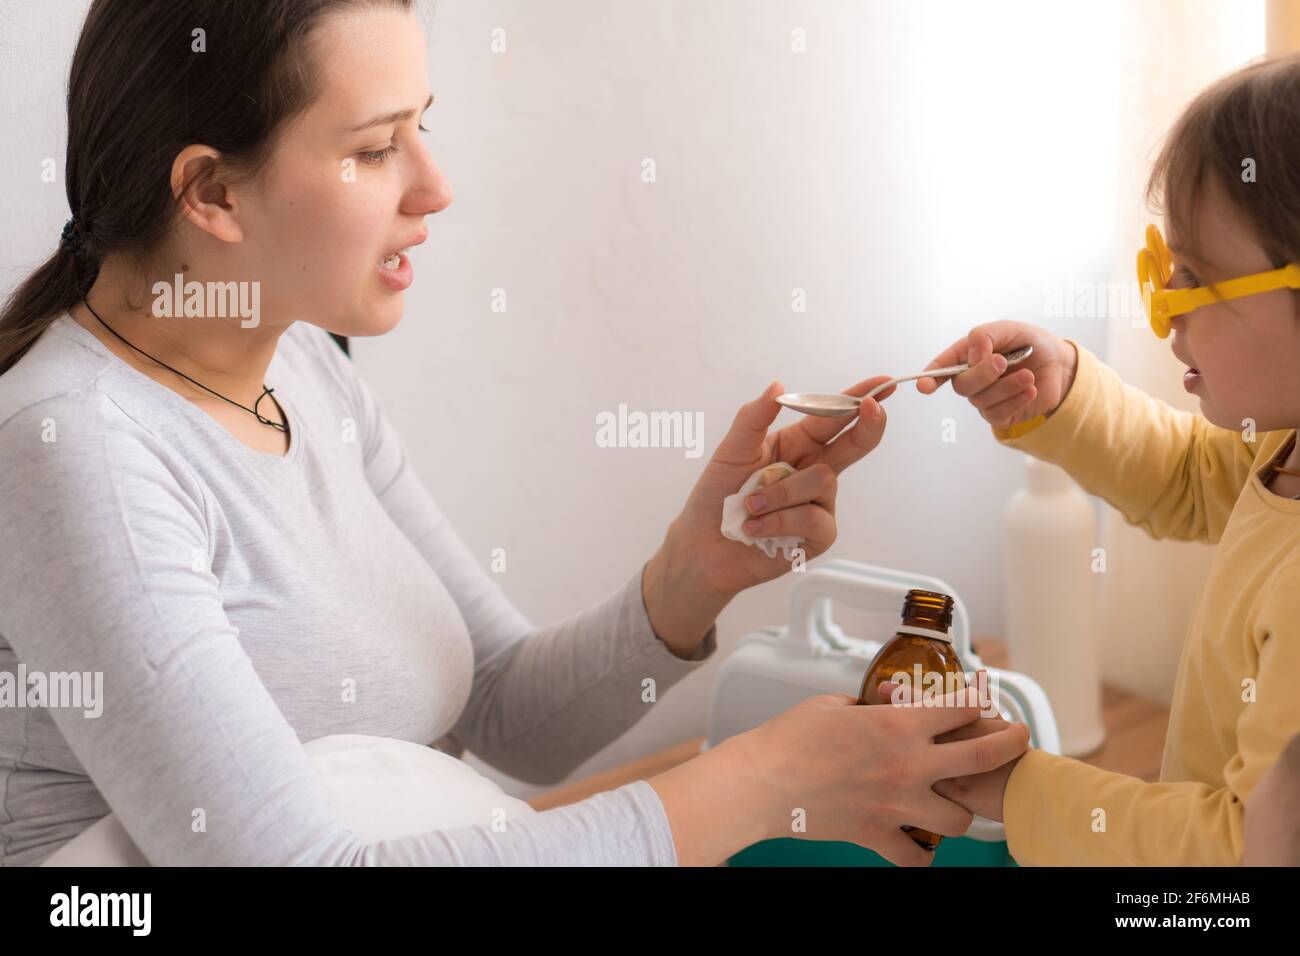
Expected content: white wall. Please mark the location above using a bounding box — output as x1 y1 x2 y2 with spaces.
0 2 97 260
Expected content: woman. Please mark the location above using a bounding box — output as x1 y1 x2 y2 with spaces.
0 0 1029 866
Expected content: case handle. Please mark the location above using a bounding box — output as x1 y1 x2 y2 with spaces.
788 560 974 661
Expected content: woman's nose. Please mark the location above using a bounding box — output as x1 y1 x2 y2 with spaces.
406 157 454 217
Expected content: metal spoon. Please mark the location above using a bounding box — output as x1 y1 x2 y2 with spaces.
776 345 1034 418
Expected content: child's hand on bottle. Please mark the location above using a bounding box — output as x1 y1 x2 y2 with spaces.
916 321 1078 431
873 678 1030 824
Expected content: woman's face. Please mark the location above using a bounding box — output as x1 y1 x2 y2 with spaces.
237 4 452 338
1166 180 1300 433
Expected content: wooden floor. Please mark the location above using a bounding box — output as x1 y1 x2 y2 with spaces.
528 637 1171 812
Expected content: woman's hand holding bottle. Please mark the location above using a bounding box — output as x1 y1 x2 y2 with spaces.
651 688 1030 867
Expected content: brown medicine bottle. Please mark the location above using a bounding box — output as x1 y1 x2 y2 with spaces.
856 588 965 852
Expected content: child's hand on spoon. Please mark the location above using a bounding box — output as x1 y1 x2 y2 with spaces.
916 322 1078 431
777 344 1032 419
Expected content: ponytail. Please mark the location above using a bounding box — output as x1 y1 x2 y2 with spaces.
0 240 99 374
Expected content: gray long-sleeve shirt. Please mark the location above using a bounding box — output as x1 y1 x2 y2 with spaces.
0 312 717 865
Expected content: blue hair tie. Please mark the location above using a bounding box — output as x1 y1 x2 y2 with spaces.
60 215 90 258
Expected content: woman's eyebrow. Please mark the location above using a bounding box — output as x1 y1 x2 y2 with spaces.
345 93 434 133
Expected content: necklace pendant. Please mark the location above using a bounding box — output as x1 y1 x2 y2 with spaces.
253 386 288 432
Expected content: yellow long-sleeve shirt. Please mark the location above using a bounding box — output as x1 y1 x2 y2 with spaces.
992 338 1300 866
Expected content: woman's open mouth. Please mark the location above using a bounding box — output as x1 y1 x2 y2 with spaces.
378 249 413 291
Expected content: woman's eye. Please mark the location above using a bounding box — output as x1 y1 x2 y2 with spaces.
359 122 430 165
360 145 398 165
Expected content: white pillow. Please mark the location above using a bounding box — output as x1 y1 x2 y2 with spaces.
41 734 539 866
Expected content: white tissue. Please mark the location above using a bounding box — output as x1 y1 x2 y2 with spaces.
720 461 805 560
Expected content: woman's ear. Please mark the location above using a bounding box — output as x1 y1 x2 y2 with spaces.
170 144 245 245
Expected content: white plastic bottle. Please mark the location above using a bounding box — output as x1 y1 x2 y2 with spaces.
1002 454 1106 757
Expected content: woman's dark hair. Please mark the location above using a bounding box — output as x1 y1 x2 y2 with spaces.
1147 51 1300 276
0 0 415 374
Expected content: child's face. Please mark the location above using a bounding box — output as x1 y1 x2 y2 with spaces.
1166 180 1300 433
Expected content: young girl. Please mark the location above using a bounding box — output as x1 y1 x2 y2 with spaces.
914 53 1300 865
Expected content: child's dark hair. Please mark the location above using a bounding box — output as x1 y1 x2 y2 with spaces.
0 0 417 375
1147 52 1300 276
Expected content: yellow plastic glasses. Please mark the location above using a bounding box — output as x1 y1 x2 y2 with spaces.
1137 223 1300 338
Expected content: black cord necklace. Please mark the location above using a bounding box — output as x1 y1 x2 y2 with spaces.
82 298 288 434
1265 432 1300 501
